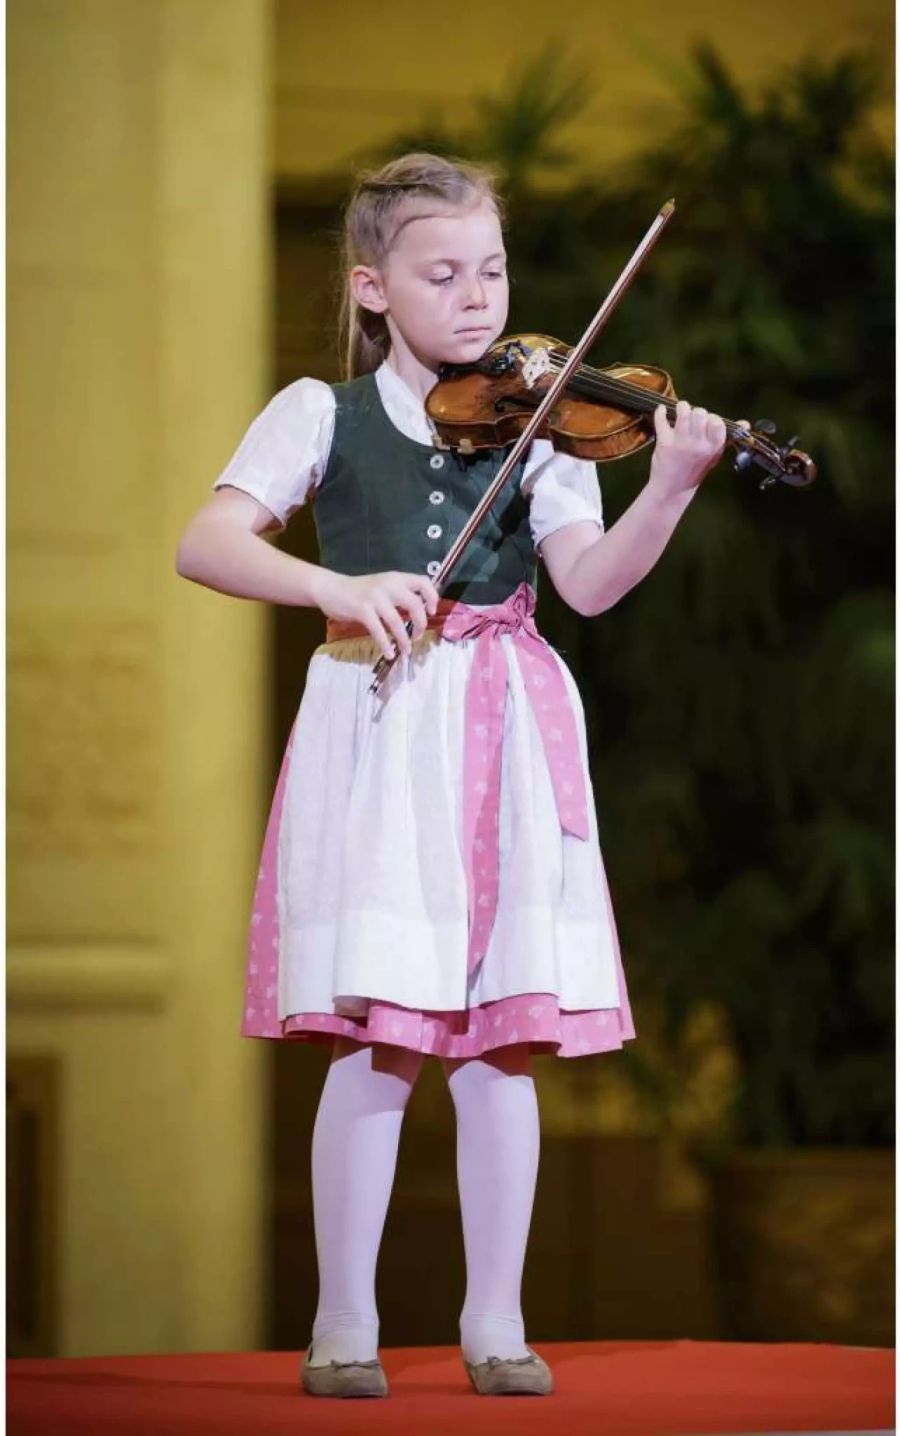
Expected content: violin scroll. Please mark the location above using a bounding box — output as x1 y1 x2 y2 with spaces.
734 417 817 490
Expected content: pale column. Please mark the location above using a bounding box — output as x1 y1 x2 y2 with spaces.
8 0 272 1355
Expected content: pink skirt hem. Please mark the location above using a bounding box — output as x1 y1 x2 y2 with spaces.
242 989 635 1059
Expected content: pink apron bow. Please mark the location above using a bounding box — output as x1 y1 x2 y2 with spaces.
441 581 591 978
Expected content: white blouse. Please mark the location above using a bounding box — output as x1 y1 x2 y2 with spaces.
212 359 605 550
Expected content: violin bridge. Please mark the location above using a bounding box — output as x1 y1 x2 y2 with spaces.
521 346 552 389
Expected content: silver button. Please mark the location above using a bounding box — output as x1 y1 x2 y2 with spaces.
426 523 442 539
429 490 445 504
426 560 441 577
429 454 445 470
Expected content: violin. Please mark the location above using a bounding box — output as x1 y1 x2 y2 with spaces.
425 333 817 490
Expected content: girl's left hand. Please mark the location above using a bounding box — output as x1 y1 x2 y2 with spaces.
648 400 746 501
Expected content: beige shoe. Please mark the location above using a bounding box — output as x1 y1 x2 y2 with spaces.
462 1345 553 1395
300 1341 388 1398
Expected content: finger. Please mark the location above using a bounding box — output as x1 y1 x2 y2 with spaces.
364 605 398 662
690 405 709 438
376 600 412 659
402 589 428 640
654 403 672 436
674 398 692 431
412 575 440 615
707 413 727 448
737 418 751 430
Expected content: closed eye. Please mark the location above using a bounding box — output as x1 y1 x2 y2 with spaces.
429 271 507 286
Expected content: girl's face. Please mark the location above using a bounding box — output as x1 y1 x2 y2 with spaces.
351 196 508 368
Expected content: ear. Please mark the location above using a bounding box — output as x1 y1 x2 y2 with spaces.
350 264 388 315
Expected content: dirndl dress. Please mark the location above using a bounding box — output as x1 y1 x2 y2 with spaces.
240 578 636 1059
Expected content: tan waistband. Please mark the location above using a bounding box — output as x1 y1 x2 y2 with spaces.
325 596 463 645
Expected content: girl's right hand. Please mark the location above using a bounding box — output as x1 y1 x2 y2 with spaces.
314 570 441 660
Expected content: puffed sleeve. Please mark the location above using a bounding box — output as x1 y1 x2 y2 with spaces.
211 377 335 531
520 438 605 549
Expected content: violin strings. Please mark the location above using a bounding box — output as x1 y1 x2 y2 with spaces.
544 354 752 446
545 354 690 417
547 354 747 437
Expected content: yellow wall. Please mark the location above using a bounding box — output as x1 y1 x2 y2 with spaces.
273 0 893 183
8 0 272 1356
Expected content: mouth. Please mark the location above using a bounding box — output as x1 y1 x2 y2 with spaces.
455 327 493 337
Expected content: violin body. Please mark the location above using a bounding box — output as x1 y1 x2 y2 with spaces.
426 333 816 488
427 334 676 462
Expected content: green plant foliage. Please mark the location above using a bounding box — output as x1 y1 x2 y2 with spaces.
364 41 893 1147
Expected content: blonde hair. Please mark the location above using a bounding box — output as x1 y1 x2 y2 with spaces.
336 152 505 381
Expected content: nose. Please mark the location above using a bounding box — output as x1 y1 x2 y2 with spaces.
464 274 488 308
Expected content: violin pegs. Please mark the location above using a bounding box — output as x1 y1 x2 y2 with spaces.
734 449 754 472
783 434 799 449
754 417 778 435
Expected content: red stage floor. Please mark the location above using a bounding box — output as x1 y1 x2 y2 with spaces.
7 1338 894 1434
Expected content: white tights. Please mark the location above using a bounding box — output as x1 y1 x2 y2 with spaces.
308 1035 540 1367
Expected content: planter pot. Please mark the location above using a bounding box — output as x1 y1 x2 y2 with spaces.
708 1147 894 1345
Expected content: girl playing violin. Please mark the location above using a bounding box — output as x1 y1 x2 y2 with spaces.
175 151 731 1399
